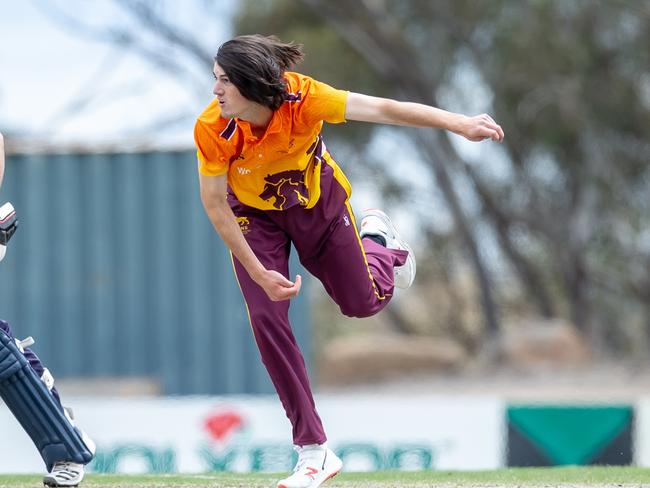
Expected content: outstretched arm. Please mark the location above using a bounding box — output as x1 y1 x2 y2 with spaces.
199 172 301 301
344 92 504 142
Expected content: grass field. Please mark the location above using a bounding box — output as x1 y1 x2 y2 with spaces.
2 467 650 487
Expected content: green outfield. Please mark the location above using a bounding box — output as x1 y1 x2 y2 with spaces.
2 467 650 487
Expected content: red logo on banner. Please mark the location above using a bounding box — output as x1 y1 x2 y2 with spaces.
204 410 244 442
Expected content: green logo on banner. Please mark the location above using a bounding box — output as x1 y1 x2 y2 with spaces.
508 405 632 465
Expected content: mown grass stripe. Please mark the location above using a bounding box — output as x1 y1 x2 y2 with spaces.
1 466 649 487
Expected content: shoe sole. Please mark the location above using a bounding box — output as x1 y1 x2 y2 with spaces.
323 468 341 483
276 468 340 488
43 473 83 488
362 209 416 288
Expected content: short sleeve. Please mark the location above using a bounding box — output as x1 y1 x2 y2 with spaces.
194 119 229 176
288 74 349 128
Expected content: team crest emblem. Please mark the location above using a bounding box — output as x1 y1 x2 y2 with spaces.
258 169 308 210
236 216 250 234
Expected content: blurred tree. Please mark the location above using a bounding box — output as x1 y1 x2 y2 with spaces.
459 1 650 351
31 0 228 136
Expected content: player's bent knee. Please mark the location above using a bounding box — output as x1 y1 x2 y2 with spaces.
0 328 94 470
338 301 379 318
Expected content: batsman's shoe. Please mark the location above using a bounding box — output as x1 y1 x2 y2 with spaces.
43 461 85 487
277 445 342 488
359 208 416 289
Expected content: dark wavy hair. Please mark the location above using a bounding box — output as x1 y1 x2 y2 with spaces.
215 35 305 111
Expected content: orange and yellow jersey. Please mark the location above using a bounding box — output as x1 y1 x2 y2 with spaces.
194 72 352 211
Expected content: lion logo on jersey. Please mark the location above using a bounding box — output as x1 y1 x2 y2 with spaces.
236 216 250 234
258 169 309 210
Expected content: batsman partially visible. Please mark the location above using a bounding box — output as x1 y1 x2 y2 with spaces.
0 132 95 487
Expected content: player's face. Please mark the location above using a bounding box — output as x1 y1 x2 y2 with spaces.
212 63 254 119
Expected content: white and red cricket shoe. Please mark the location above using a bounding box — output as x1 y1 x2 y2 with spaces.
359 208 416 289
277 444 342 488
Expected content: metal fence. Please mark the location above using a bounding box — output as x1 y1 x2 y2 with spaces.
0 150 310 395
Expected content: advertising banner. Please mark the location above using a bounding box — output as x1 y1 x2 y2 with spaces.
0 394 504 474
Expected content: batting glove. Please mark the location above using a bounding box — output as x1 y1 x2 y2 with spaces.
0 202 18 262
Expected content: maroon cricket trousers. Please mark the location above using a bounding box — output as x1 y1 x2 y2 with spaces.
227 158 408 446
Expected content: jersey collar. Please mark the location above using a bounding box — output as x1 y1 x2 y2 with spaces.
235 109 283 143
